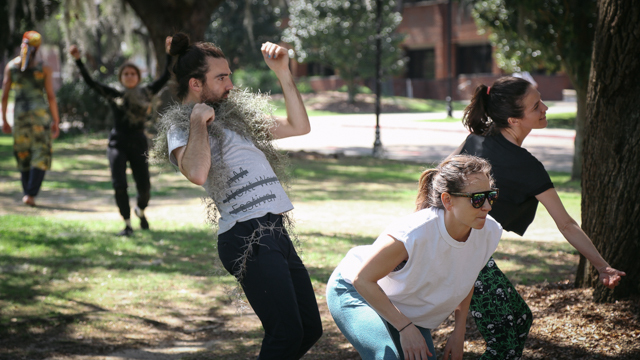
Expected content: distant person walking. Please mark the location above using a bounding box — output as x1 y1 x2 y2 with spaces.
327 155 502 360
68 37 171 236
2 31 60 207
452 76 625 359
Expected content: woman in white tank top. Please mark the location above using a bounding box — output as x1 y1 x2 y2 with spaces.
327 155 502 360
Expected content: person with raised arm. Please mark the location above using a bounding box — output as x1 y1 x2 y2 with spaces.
452 76 626 359
69 37 172 235
150 33 321 360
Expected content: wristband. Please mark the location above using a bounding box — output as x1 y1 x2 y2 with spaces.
398 321 413 332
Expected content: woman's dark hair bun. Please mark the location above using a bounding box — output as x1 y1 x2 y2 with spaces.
169 32 190 57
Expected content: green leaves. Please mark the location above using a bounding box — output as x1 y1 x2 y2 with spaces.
283 0 406 101
470 0 596 83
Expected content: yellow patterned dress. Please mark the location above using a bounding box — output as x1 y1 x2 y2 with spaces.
9 58 53 171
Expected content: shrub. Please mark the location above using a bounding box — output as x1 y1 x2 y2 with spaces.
337 84 373 94
56 71 114 132
232 68 282 94
295 77 315 94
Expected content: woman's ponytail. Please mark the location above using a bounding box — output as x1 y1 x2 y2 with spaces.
416 169 438 211
463 84 492 135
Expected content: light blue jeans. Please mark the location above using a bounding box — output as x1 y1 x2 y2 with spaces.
326 269 436 360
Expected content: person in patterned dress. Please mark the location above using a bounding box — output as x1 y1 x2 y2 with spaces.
2 31 60 207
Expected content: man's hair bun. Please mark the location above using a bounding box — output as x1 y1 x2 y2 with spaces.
169 32 190 57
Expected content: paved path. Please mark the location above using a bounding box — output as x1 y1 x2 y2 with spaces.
276 102 577 173
5 101 577 172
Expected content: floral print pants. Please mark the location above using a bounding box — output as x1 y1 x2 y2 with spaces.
13 108 52 172
469 257 533 360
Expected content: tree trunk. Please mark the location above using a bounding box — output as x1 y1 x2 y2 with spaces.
347 81 357 104
125 0 224 74
581 0 640 302
571 87 587 180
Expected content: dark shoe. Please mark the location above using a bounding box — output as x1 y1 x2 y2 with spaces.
134 207 149 230
118 226 134 236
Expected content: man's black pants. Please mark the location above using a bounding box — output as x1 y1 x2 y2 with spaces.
217 213 323 360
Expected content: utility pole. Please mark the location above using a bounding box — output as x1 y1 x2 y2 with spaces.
446 0 453 118
372 0 384 157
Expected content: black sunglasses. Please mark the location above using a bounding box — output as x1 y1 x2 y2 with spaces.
450 189 499 209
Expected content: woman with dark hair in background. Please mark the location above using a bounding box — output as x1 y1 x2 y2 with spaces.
453 76 625 359
68 38 172 236
2 31 60 207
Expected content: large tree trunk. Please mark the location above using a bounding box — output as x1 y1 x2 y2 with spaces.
569 85 588 282
571 87 587 180
125 0 224 74
580 0 640 302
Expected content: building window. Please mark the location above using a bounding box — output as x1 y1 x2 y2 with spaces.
457 44 493 75
406 48 435 79
306 62 335 76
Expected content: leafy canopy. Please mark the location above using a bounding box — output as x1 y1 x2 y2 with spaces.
282 0 405 98
470 0 596 88
206 0 283 70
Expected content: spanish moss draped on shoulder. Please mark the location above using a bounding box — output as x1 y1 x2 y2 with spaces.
149 88 293 227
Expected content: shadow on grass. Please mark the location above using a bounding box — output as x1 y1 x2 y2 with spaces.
0 214 221 305
0 299 257 360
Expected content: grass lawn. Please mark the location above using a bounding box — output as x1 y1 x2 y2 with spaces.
416 110 578 127
2 133 635 360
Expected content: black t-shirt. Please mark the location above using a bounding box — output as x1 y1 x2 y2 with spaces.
460 133 554 235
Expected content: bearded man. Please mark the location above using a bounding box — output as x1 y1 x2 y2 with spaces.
151 33 321 360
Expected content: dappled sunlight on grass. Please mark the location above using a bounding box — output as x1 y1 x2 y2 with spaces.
0 213 237 358
1 132 605 359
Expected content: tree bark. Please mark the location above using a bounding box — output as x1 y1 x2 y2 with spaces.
571 87 587 180
124 0 224 74
581 0 640 302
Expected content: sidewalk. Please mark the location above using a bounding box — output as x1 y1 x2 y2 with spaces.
276 102 577 173
4 100 577 172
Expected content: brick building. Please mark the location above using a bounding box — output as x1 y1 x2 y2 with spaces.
298 0 572 101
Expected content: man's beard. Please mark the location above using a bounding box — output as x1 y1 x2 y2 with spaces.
200 86 230 105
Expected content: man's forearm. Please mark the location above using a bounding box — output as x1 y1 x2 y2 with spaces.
272 69 310 138
179 122 212 186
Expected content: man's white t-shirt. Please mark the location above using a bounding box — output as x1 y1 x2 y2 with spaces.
167 127 293 234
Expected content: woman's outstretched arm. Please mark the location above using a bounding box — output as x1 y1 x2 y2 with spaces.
537 188 626 289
